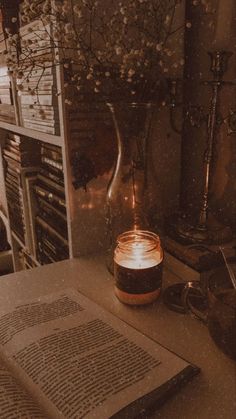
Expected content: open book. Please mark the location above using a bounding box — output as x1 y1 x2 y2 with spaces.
0 288 199 418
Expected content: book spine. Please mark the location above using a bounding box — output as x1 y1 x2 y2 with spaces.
37 197 67 222
41 156 63 171
20 89 53 96
39 210 68 238
10 133 21 143
0 67 9 77
5 141 20 153
5 181 21 199
6 165 21 179
35 215 68 247
21 108 55 119
21 46 52 57
0 76 10 83
0 96 12 104
21 74 54 83
19 81 54 89
3 149 21 163
0 88 11 95
41 241 69 261
8 204 24 219
22 117 56 127
5 146 31 158
5 172 19 187
41 148 62 163
37 173 65 196
40 162 63 178
3 156 22 173
0 109 16 124
19 56 54 69
6 195 22 210
20 95 53 106
37 231 69 262
39 166 64 184
21 103 54 111
3 149 32 167
41 143 62 153
22 122 56 134
34 185 66 210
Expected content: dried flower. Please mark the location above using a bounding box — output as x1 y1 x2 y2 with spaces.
2 0 182 102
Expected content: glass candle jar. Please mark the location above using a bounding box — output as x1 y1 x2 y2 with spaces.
114 230 163 305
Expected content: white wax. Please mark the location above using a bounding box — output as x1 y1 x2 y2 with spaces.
115 253 162 270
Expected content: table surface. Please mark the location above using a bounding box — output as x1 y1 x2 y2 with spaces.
0 256 235 419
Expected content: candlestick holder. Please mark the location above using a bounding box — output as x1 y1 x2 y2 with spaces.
114 230 163 305
169 50 233 245
163 51 234 314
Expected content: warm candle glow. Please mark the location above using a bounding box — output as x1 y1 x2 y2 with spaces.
116 239 162 269
114 230 163 305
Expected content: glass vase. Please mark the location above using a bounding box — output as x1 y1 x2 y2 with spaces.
106 102 156 272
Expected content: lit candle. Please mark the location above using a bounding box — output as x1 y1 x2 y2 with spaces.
214 0 234 49
114 230 163 305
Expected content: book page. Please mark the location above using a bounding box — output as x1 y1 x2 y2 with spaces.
0 359 46 418
0 289 196 419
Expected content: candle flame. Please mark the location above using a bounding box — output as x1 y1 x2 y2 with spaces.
115 230 162 269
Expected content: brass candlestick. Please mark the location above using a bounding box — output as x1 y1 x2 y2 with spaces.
193 51 231 239
171 50 233 245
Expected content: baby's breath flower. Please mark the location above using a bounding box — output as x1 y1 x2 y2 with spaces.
115 46 122 55
165 15 170 25
128 69 135 77
4 0 180 102
65 23 73 33
73 5 82 17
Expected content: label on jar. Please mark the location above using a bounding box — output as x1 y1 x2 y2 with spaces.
114 261 163 294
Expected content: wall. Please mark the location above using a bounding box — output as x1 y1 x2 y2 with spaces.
148 1 185 230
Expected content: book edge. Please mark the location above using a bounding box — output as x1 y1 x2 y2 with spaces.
111 364 200 419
